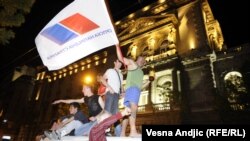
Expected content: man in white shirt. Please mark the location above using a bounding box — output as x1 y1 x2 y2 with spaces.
100 59 123 136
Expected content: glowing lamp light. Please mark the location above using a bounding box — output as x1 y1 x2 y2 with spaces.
131 45 137 59
189 37 196 50
2 136 11 140
84 75 93 84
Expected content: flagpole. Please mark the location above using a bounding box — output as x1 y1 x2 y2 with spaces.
104 0 127 69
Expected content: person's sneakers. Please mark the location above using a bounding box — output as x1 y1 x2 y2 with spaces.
105 132 112 136
105 128 112 136
44 130 61 140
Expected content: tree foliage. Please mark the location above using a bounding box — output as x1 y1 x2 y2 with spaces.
0 0 35 46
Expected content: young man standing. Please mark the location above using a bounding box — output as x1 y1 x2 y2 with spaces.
100 59 123 136
115 44 149 137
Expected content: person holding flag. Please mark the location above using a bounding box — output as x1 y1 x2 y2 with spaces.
115 44 150 137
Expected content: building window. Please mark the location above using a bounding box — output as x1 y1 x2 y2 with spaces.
224 71 248 110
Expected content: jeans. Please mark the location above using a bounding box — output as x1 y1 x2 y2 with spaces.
74 121 97 136
104 92 121 136
57 120 83 136
104 92 119 115
114 122 122 136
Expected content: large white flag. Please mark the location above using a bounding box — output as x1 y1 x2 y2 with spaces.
35 0 118 71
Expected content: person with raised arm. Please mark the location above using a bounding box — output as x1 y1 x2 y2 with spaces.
115 44 149 137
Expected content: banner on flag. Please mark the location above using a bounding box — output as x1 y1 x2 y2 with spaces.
35 0 118 70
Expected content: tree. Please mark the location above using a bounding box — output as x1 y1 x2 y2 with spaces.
0 0 35 45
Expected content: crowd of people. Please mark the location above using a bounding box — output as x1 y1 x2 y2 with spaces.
38 44 149 140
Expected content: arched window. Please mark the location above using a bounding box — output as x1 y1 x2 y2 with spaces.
224 71 248 110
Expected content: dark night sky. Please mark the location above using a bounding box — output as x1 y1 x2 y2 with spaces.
208 0 250 47
0 0 249 74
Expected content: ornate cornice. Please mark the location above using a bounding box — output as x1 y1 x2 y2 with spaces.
118 14 178 42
